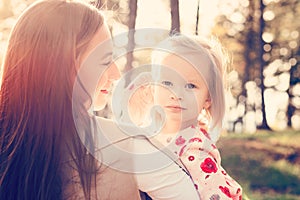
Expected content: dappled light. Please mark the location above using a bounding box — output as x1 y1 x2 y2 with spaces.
265 88 289 130
229 12 246 24
262 32 274 43
263 10 275 21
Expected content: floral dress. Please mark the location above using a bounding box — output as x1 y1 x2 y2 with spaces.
169 125 242 200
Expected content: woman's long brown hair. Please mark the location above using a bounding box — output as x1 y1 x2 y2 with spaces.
0 0 103 199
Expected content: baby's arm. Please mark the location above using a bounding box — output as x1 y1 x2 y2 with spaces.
178 128 242 200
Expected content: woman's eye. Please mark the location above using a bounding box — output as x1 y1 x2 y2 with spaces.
161 81 173 86
185 83 197 89
102 61 112 66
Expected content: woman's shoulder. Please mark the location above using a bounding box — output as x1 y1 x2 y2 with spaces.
96 165 141 200
95 116 141 137
62 165 141 200
95 116 133 142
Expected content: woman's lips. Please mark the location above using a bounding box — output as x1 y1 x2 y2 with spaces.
100 89 109 94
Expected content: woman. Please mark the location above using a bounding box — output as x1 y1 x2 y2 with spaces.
0 0 140 199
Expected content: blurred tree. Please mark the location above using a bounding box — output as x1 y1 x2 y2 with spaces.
124 0 137 72
243 0 254 111
212 0 265 132
213 0 300 132
257 0 269 129
261 0 300 129
276 0 300 127
170 0 180 34
212 0 300 131
195 0 200 35
93 0 104 9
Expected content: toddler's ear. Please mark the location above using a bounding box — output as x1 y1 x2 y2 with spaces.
203 97 211 110
150 84 155 97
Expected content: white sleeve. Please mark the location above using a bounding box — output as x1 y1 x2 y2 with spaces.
136 163 200 200
133 138 200 200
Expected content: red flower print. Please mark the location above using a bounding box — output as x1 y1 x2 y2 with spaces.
219 186 231 198
211 144 217 149
191 125 196 129
200 128 211 140
226 181 231 186
179 145 186 156
188 156 195 161
189 137 202 143
200 157 218 173
175 136 186 146
221 170 227 175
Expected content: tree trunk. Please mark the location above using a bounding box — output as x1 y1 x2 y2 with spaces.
195 0 200 35
170 0 180 34
234 3 254 132
124 0 137 74
257 0 270 130
94 0 105 9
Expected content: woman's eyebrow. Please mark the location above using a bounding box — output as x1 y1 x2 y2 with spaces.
103 51 113 58
100 52 113 64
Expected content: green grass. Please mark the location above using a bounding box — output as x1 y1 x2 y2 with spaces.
218 130 300 200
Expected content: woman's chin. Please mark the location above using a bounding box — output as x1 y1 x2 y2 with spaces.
93 103 106 112
93 95 109 111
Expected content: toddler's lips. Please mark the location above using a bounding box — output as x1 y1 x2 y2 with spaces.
165 105 186 111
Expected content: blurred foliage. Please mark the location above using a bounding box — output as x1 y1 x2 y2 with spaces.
212 0 300 132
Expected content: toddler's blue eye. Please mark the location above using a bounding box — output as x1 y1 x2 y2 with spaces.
185 83 197 89
162 81 173 86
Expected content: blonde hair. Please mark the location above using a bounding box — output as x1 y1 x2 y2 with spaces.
151 35 228 140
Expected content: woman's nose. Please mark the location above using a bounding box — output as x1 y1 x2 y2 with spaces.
107 62 121 81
